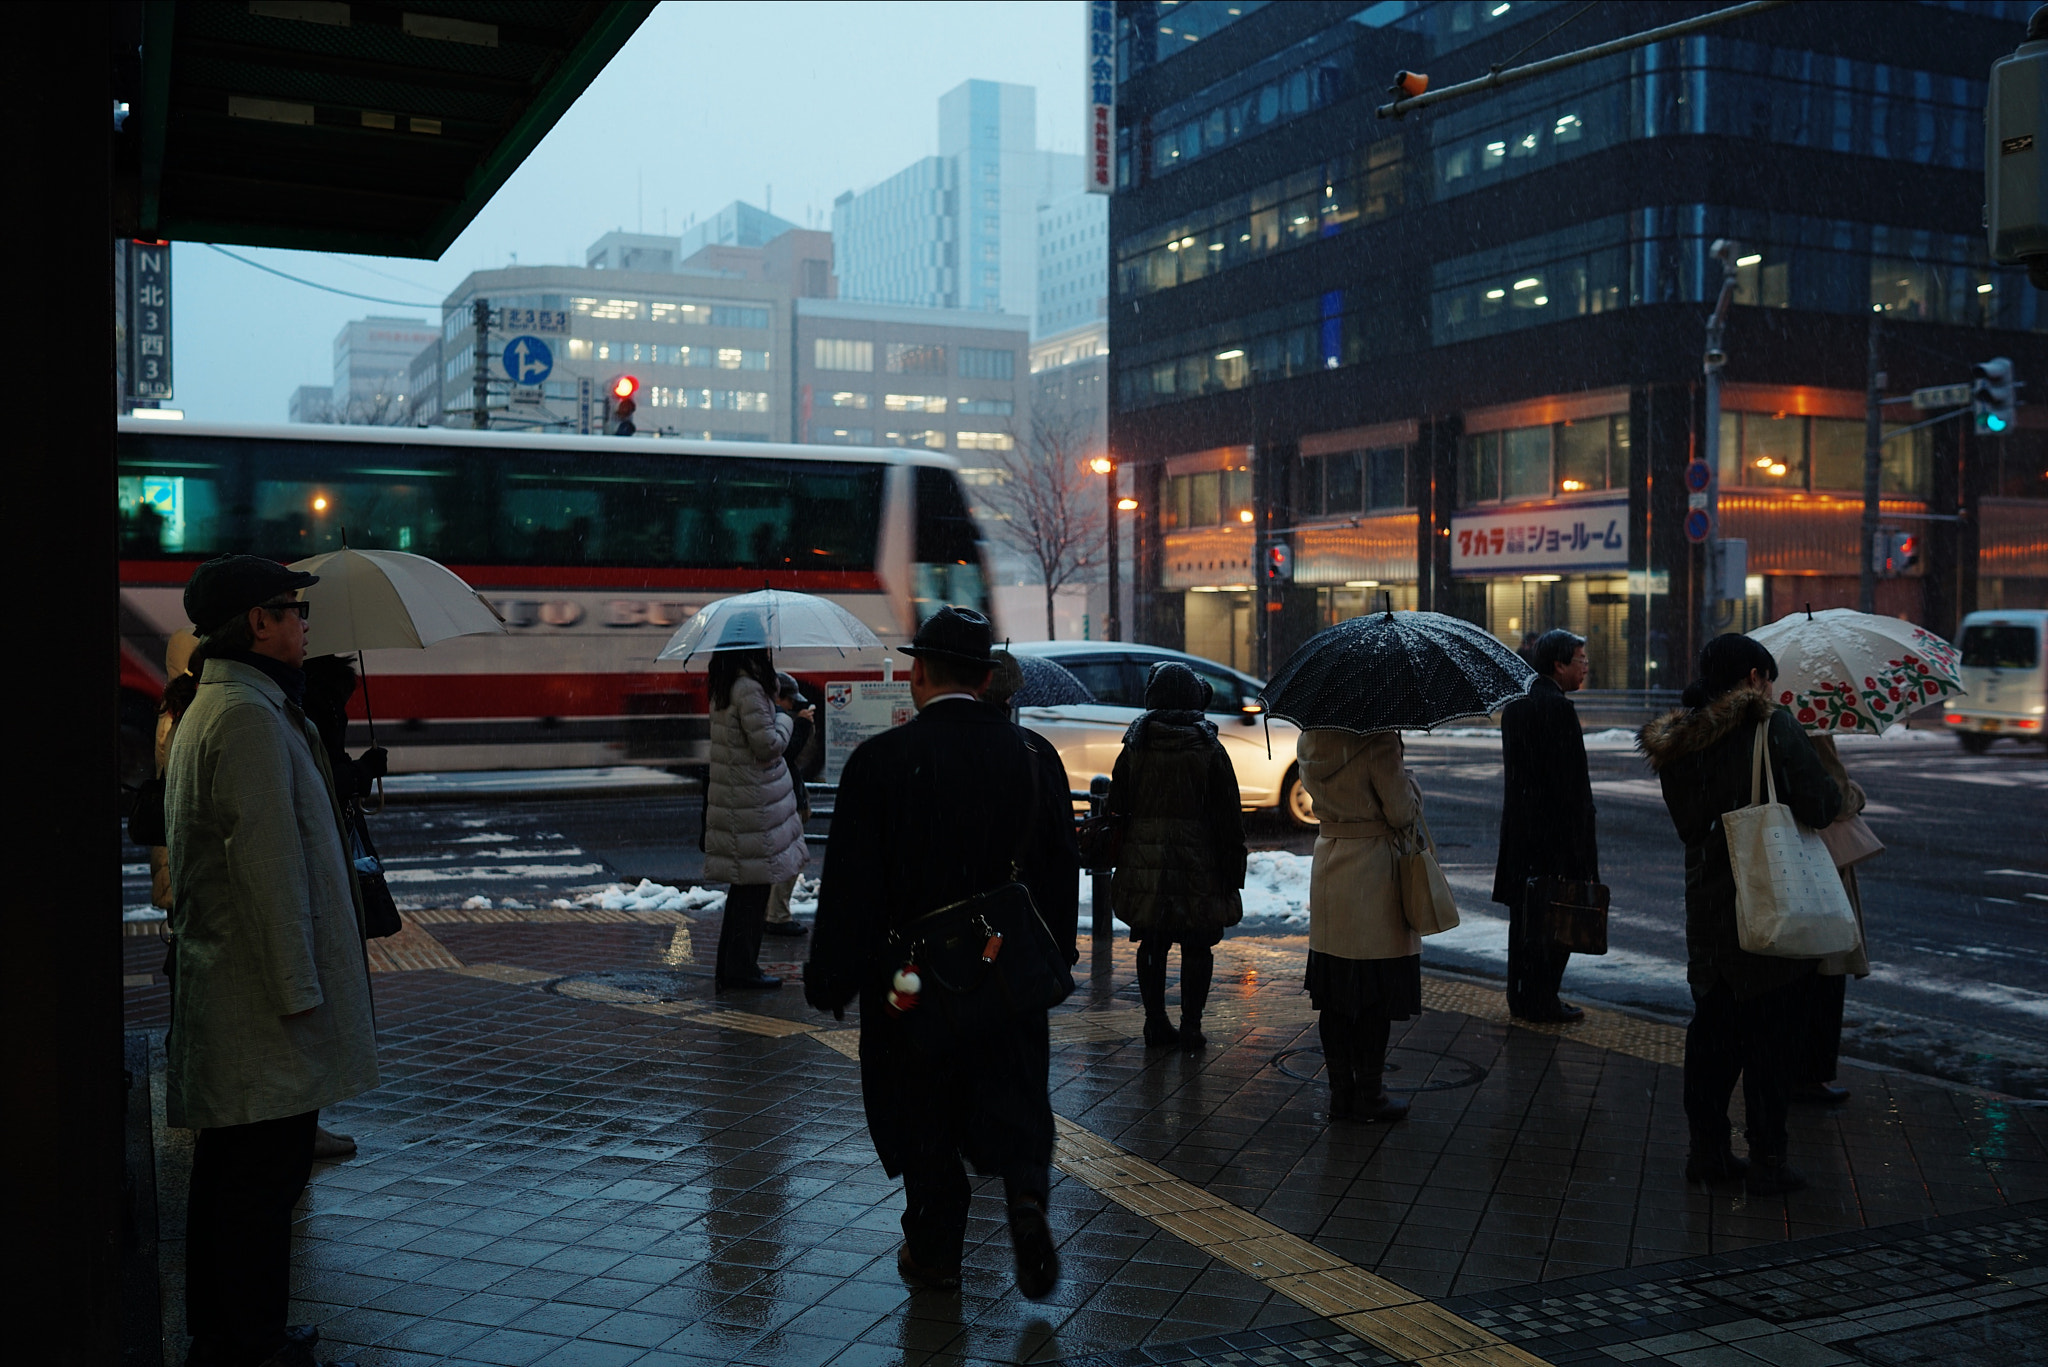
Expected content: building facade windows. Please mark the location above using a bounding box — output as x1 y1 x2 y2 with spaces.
566 298 771 329
1459 417 1631 508
884 429 947 449
958 346 1016 380
955 397 1014 416
1718 411 1931 497
955 430 1015 451
884 394 947 413
1162 468 1255 530
885 342 948 375
813 426 873 445
814 338 874 371
1298 447 1409 517
645 388 771 412
825 391 870 409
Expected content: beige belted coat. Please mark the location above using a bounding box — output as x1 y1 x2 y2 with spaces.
1299 729 1429 962
164 658 378 1130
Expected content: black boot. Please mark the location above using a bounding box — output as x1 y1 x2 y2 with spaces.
1318 1012 1358 1120
1178 942 1213 1052
1136 941 1178 1048
1352 1013 1408 1122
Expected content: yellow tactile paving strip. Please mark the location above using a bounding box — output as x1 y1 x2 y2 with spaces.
1419 976 1687 1067
365 917 466 972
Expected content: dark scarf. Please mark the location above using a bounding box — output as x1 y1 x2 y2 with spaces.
226 650 307 708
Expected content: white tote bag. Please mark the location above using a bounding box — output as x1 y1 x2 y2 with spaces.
1723 724 1862 959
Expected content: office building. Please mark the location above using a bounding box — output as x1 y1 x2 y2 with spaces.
834 80 1087 326
1108 0 2048 682
792 297 1028 452
1036 188 1109 337
332 316 439 424
287 384 332 424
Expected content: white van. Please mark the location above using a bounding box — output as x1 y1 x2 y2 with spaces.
1946 609 2048 752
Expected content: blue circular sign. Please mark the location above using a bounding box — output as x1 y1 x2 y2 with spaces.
1684 508 1712 543
1684 460 1712 493
502 335 554 386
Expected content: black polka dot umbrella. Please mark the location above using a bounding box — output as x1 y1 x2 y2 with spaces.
1260 610 1536 734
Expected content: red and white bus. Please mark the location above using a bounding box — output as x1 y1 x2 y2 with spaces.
117 420 993 773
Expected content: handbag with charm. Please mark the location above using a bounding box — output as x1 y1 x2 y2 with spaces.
884 738 1075 1054
1521 876 1610 955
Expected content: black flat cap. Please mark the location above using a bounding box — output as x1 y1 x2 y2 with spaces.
184 554 319 635
902 605 994 666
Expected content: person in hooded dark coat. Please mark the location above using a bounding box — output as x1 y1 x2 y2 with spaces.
1107 662 1247 1051
1638 633 1840 1198
804 607 1079 1301
300 655 387 804
1494 628 1599 1023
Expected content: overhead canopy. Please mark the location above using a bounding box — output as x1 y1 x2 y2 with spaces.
122 1 654 258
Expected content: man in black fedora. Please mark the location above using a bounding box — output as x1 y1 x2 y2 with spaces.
804 605 1080 1300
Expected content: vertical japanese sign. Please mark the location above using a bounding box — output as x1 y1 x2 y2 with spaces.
127 241 174 401
1086 0 1115 194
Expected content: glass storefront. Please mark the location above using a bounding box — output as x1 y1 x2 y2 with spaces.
1467 573 1631 689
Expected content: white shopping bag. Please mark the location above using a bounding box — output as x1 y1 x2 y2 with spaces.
1723 724 1861 959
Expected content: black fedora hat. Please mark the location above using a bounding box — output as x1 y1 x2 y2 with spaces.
901 605 994 666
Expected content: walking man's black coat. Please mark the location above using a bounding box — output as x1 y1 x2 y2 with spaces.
805 698 1080 1177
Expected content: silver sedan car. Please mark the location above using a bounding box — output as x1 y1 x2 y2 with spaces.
1007 640 1315 828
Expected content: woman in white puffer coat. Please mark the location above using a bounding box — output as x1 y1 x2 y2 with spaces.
705 638 807 988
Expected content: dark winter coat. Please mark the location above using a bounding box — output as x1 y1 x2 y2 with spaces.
1492 674 1600 904
804 698 1080 1177
1107 712 1247 940
1638 687 1842 1000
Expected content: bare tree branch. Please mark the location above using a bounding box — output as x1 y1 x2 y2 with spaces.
974 411 1106 639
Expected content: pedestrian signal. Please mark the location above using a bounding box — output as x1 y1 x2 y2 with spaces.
605 374 639 437
1873 530 1918 578
1265 542 1293 584
1972 357 2016 435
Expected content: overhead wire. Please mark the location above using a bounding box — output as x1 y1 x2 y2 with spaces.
204 243 442 308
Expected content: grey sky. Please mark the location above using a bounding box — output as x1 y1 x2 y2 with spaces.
170 0 1087 423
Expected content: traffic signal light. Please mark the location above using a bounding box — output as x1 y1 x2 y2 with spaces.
1265 542 1293 584
1872 530 1918 578
1972 357 2016 435
605 374 639 436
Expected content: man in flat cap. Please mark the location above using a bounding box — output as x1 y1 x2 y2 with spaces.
805 606 1080 1300
166 555 378 1367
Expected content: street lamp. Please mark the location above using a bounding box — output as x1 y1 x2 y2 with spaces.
1092 455 1122 641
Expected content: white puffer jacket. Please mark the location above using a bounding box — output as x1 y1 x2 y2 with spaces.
704 674 807 885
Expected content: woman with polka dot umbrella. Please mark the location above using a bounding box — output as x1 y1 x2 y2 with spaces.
1748 607 1964 737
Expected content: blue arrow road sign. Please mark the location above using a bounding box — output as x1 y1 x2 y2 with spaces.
503 335 553 386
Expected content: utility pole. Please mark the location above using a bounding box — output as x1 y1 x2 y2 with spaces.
472 297 490 431
1700 240 1739 647
1104 457 1122 642
1859 316 1883 613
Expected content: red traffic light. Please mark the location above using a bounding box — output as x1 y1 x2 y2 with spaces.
612 374 639 400
1392 70 1429 98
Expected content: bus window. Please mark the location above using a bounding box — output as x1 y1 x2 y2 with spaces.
912 465 989 622
118 467 227 556
255 471 457 558
501 482 605 564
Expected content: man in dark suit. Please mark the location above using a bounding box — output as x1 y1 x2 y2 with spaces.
1494 628 1599 1023
804 606 1080 1300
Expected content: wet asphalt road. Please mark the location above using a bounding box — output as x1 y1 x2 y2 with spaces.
122 731 2046 1092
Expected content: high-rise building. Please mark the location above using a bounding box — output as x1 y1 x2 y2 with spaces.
834 80 1085 323
1036 188 1108 338
331 316 439 424
287 385 332 424
1109 0 2048 680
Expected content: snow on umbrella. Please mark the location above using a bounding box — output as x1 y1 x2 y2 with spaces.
655 588 885 667
1260 609 1536 734
1749 607 1963 736
1011 654 1093 707
288 545 508 748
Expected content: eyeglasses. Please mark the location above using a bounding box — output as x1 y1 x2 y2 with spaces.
261 600 310 620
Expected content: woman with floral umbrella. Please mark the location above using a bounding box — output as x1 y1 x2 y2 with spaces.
1746 609 1965 1104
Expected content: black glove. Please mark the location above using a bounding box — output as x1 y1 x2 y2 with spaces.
358 746 389 780
801 961 853 1018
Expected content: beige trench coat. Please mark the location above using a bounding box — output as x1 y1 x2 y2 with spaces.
165 658 379 1129
1299 729 1428 961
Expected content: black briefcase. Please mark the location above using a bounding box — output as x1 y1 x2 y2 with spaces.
1522 876 1609 955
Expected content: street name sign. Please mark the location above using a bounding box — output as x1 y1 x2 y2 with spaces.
1913 383 1973 410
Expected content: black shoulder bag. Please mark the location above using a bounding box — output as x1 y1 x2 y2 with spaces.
885 735 1075 1054
345 800 405 940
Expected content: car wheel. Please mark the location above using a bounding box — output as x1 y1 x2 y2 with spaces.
1958 732 1993 754
1282 766 1318 829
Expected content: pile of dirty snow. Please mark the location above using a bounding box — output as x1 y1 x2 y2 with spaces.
1075 849 1314 934
548 879 727 914
124 906 166 923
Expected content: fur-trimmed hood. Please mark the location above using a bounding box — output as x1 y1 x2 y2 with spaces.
1637 686 1774 771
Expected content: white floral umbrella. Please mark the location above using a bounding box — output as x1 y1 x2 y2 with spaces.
1750 608 1964 735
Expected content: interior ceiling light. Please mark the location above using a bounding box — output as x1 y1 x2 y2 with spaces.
1238 509 1255 524
1485 288 1506 299
1737 254 1763 266
1514 278 1540 290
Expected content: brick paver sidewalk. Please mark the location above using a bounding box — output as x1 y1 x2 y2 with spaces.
123 910 2048 1366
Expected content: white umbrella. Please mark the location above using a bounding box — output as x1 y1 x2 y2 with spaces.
1749 607 1964 736
288 546 507 745
655 588 884 668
